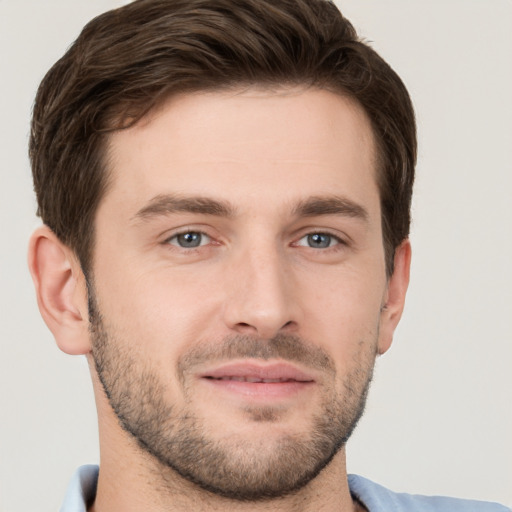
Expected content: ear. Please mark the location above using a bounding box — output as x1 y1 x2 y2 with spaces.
377 239 411 355
28 226 91 355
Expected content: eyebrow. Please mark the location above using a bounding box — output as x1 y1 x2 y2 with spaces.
132 194 236 221
132 193 368 223
292 195 369 222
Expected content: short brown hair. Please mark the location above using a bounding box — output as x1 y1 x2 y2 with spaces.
30 0 416 276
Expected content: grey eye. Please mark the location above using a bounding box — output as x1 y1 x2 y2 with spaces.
295 233 340 249
307 233 332 248
168 232 210 248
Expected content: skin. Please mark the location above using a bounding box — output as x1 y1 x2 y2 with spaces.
29 87 411 512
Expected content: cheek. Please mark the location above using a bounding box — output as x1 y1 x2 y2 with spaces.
94 260 224 353
298 266 384 360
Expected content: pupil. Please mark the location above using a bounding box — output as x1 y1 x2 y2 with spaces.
308 233 330 248
178 232 201 247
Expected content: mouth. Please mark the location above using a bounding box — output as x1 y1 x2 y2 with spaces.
198 361 315 399
206 376 303 383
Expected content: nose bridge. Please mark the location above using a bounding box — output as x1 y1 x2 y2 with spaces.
223 237 296 338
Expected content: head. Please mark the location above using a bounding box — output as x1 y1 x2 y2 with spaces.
28 0 416 503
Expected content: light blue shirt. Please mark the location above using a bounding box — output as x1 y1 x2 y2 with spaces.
60 465 511 511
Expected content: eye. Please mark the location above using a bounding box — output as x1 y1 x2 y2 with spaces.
296 233 341 249
166 231 211 248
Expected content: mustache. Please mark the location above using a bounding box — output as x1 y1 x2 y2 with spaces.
177 333 336 377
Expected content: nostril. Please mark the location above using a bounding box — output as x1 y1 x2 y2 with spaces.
234 322 259 334
232 320 298 339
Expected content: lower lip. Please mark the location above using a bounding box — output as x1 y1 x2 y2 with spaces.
201 378 314 399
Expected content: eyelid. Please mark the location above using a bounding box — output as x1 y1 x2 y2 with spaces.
296 233 341 248
291 229 348 247
161 226 216 246
166 231 211 247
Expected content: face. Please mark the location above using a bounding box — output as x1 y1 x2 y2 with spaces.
89 88 396 499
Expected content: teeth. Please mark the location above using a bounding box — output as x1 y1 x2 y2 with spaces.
216 377 290 383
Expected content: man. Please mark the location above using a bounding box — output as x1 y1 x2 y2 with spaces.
26 0 509 511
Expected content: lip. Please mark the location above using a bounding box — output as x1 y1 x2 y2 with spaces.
198 361 316 399
201 361 315 382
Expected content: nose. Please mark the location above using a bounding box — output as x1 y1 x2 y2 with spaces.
222 244 299 339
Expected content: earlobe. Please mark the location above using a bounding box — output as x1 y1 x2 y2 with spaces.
377 239 411 355
28 226 91 355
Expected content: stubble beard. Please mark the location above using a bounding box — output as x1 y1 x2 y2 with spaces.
89 292 377 502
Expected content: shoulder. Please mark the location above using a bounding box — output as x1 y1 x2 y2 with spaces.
348 474 511 512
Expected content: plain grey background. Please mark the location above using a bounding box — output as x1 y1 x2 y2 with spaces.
1 1 511 511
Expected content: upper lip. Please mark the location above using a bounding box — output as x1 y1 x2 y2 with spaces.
200 361 315 383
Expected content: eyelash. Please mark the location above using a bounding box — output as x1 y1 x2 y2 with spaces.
163 229 347 252
293 232 346 250
164 230 213 250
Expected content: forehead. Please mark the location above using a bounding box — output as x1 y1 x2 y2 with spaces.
102 87 379 218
